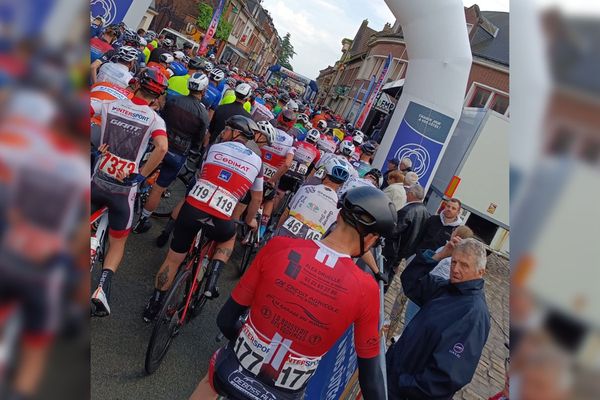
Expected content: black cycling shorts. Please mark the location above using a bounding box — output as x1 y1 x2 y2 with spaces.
209 343 305 400
156 150 187 188
91 178 137 238
277 174 303 193
239 183 275 205
169 202 236 253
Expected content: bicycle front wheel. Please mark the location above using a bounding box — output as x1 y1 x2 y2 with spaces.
144 268 191 374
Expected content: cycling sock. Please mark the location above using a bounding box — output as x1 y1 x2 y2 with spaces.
152 288 167 303
98 268 114 299
141 208 152 219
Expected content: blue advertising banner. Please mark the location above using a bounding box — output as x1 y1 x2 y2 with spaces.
305 327 357 400
90 0 134 26
385 101 454 189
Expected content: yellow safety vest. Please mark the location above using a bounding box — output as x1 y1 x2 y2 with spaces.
219 89 252 112
168 74 190 96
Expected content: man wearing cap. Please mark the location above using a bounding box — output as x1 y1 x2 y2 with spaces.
382 158 399 189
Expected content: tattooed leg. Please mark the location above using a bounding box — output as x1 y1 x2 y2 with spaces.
155 249 187 291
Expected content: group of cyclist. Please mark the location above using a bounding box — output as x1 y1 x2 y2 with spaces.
90 21 399 399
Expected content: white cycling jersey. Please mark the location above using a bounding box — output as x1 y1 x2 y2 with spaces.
277 184 339 240
96 62 134 89
338 175 376 196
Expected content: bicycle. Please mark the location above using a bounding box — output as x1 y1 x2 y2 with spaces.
0 303 22 396
265 175 304 240
237 207 263 276
144 222 218 374
90 206 109 273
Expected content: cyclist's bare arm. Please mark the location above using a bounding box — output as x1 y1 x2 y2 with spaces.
245 189 262 228
277 208 290 229
139 135 168 177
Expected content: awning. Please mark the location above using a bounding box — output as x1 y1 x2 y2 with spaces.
226 45 248 60
382 78 405 97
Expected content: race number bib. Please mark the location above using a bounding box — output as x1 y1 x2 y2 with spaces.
290 161 309 176
189 179 218 203
283 216 303 236
233 324 270 376
275 355 321 391
208 187 236 217
263 164 277 179
305 229 322 240
314 166 325 179
98 152 136 179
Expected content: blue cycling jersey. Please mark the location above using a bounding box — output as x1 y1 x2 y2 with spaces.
203 83 223 109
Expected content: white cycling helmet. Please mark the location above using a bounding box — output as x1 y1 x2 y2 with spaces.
296 113 309 124
286 100 298 112
209 68 225 82
317 120 327 129
324 157 351 184
353 130 364 141
117 45 139 63
162 38 174 47
338 140 356 157
159 53 174 64
139 37 147 47
352 134 363 146
305 128 320 144
203 61 214 72
173 50 185 60
232 66 239 73
188 72 209 92
256 120 277 145
209 54 216 60
235 82 253 99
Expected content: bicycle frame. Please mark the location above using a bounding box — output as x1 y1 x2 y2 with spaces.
90 207 109 272
178 230 216 324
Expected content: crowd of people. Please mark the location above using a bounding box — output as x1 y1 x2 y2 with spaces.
89 20 495 400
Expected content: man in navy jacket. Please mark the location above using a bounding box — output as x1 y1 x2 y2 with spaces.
386 238 491 399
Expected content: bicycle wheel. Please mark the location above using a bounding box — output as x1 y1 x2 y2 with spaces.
144 268 191 374
238 237 255 275
154 176 187 218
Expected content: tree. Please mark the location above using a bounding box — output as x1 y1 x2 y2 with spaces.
277 32 296 68
216 20 232 40
197 3 213 30
280 61 293 71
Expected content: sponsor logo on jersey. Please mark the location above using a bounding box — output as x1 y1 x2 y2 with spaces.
218 169 232 182
214 152 251 172
109 119 143 134
110 105 151 122
264 153 272 161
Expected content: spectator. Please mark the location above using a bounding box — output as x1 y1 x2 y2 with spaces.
399 157 413 173
137 28 146 37
403 171 419 188
386 238 491 399
382 184 430 291
417 197 463 252
404 225 475 325
383 170 406 212
382 158 399 189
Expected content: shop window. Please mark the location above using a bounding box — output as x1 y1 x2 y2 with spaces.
490 93 509 115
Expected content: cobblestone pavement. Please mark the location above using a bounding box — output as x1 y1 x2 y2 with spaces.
383 253 510 399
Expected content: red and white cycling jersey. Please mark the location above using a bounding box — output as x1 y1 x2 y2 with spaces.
91 97 166 184
278 184 339 240
317 136 336 155
286 141 320 179
231 237 380 390
260 129 295 180
187 141 263 220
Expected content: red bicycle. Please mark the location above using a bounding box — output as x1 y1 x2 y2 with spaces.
144 225 217 374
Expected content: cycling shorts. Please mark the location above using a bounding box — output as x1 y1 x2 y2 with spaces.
170 202 236 253
0 249 67 346
156 150 186 188
209 343 305 400
277 174 303 193
91 178 137 238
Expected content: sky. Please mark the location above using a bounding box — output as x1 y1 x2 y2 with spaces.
261 0 510 80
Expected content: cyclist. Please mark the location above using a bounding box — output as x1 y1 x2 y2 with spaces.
90 25 119 63
206 82 252 147
133 72 210 234
182 42 194 57
272 108 296 133
352 142 377 177
189 186 396 400
220 78 252 113
316 127 337 156
202 68 226 115
292 113 310 141
272 92 289 117
147 52 174 80
148 37 173 64
93 45 138 87
166 56 203 96
90 68 169 317
143 115 263 321
340 168 381 195
276 156 350 239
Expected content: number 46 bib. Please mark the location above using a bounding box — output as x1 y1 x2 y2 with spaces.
189 179 237 217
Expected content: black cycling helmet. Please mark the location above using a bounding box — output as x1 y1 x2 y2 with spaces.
338 186 397 256
361 142 377 156
364 168 382 183
225 115 258 140
183 42 193 49
188 56 204 70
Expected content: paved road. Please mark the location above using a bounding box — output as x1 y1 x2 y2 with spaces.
91 217 246 400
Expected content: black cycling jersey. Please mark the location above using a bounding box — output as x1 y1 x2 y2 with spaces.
208 101 251 144
161 95 209 154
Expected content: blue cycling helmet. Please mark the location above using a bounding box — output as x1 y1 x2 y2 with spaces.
168 61 188 77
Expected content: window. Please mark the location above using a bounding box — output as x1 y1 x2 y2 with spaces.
232 18 245 38
490 93 509 114
468 86 492 108
548 127 575 156
581 140 600 164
